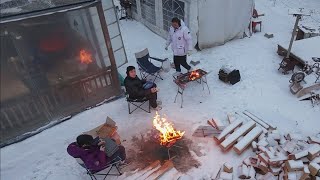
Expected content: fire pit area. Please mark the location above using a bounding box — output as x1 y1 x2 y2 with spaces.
126 113 201 173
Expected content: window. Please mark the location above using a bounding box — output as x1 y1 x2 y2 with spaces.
162 0 185 31
141 0 156 25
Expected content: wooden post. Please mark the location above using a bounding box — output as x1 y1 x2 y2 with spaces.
285 15 301 59
96 2 121 94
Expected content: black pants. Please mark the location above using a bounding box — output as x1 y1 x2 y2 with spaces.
174 55 191 72
145 83 157 108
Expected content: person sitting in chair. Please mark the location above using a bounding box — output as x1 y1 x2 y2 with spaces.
124 66 161 111
67 134 126 172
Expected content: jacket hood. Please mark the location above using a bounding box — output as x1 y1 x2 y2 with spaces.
170 19 186 30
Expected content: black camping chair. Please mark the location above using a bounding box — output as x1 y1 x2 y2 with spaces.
75 156 122 180
126 92 150 114
135 48 167 82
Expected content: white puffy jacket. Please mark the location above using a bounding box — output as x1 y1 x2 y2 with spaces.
166 20 192 56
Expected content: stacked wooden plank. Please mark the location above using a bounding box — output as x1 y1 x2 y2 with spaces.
214 117 263 155
123 160 176 180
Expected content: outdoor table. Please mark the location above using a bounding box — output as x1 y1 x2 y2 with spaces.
173 69 210 108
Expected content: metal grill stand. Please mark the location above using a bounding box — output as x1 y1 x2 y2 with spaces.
173 69 210 108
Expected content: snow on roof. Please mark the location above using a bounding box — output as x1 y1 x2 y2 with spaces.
0 0 97 20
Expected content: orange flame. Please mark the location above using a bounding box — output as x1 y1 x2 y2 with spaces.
79 49 93 64
189 70 200 81
153 112 185 146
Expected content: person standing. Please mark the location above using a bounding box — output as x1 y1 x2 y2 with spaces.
165 17 193 76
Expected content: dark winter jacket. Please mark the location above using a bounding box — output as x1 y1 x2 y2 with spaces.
67 142 109 172
124 76 151 99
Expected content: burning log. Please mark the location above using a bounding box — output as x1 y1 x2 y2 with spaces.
152 112 185 147
79 49 93 64
188 70 200 81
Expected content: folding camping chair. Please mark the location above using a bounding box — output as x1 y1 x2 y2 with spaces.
135 48 167 82
126 93 150 114
75 156 122 180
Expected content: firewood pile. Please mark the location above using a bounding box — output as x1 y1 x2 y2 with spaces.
209 111 320 179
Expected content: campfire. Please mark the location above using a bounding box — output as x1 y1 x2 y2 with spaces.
152 112 185 147
79 49 93 64
189 69 200 81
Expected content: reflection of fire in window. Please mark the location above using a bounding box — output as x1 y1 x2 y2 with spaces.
79 49 92 64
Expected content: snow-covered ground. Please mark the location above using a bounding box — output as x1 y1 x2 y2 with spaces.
1 0 320 179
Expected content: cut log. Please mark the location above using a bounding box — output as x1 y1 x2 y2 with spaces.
258 153 270 165
258 145 268 153
252 141 258 152
307 144 320 160
257 161 269 175
238 164 249 179
145 160 174 180
283 141 298 154
280 136 287 145
220 121 256 151
267 136 278 147
301 157 310 163
309 163 320 176
234 126 263 154
270 166 282 175
300 165 310 180
259 172 277 180
311 157 320 164
286 160 304 171
308 136 320 145
243 157 251 166
248 166 256 179
269 132 281 141
249 157 260 167
242 111 270 130
269 156 289 164
219 172 233 180
257 138 269 147
265 150 276 159
215 119 243 143
223 163 233 173
258 133 266 141
295 149 309 160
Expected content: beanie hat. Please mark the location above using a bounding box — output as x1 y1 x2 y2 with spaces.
126 66 135 75
76 134 94 147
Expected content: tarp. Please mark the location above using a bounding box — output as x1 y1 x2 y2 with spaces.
197 0 253 50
